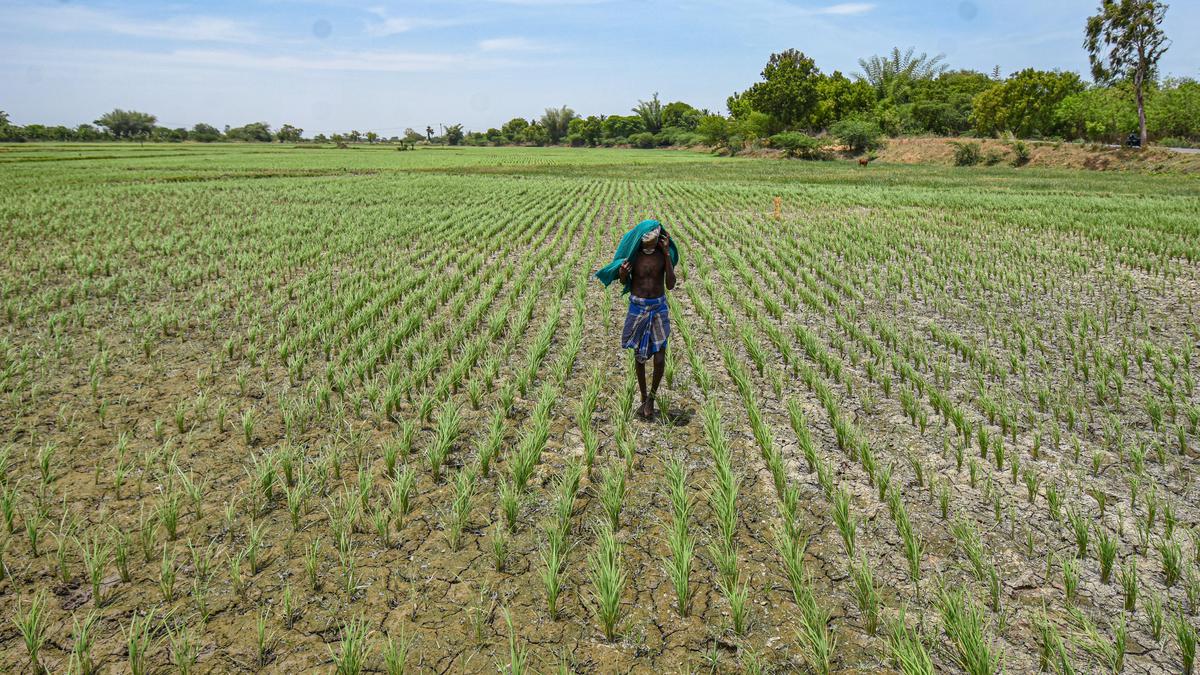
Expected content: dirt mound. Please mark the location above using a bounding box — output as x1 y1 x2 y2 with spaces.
875 136 1200 173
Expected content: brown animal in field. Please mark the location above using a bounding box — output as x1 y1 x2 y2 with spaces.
858 156 870 167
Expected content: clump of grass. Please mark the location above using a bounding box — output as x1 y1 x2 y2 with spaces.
1160 536 1184 587
718 574 750 636
124 609 161 675
1120 558 1139 612
70 610 100 675
1145 592 1165 641
588 519 627 641
1175 612 1197 675
426 402 461 482
849 557 880 635
1096 526 1117 583
12 589 49 673
442 466 476 551
331 615 373 675
538 522 569 620
599 463 626 530
887 608 933 675
661 458 694 617
382 628 413 675
831 487 857 557
936 584 1001 675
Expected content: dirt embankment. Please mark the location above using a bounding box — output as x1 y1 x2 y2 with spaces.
873 136 1200 173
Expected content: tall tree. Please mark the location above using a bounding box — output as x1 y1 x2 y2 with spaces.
94 109 157 139
856 47 948 101
734 50 823 130
632 93 664 133
539 105 576 143
1085 0 1170 146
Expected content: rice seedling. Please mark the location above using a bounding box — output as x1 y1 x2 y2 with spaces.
390 466 416 522
887 608 933 675
305 537 322 590
1062 556 1080 603
849 556 880 635
443 465 477 550
1160 536 1184 587
1175 613 1197 675
600 462 626 530
1145 592 1166 641
426 402 461 482
588 519 627 641
502 607 530 675
936 584 1002 675
12 589 49 673
831 487 857 558
242 408 255 446
124 609 161 675
167 620 199 675
1096 526 1117 583
69 610 100 675
539 523 569 620
718 574 751 636
382 628 413 675
78 534 110 606
331 615 373 675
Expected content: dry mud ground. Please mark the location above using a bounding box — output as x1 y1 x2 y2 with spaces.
0 144 1198 673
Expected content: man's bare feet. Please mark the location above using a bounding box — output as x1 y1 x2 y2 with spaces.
637 397 655 420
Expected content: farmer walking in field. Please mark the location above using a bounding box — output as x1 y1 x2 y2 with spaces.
595 219 679 420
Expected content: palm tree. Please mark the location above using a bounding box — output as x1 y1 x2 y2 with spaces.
856 47 948 100
633 93 664 133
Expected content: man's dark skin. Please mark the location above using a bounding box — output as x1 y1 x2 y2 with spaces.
618 231 677 419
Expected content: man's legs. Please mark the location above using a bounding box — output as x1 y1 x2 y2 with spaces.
649 350 666 415
635 359 649 417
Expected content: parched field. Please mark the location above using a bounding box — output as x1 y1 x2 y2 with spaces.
1 143 1199 674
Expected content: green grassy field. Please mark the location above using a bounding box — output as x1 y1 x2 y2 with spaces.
1 143 1199 673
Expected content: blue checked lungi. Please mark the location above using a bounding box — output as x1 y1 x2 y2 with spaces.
621 295 670 363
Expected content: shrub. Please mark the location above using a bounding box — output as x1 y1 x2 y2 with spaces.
829 117 883 155
770 132 828 160
951 141 981 166
1010 140 1031 166
983 149 1006 166
629 132 656 149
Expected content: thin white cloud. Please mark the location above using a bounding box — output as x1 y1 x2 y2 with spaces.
17 5 260 44
812 3 875 15
478 37 545 51
364 7 465 37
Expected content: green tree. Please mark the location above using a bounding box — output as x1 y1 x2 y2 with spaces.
190 123 222 142
601 115 643 140
1085 0 1171 146
94 108 157 139
445 124 465 146
812 72 876 129
662 101 701 130
906 70 994 135
696 114 730 146
539 105 576 144
226 122 273 142
365 131 378 144
567 116 603 146
520 123 548 146
1054 85 1138 141
1147 78 1200 141
735 49 822 130
501 117 530 142
856 47 948 100
277 124 304 143
971 69 1085 137
403 128 425 143
633 93 664 133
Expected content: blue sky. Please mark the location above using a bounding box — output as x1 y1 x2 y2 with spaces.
2 0 1196 136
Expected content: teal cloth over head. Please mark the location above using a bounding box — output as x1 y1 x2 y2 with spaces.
594 219 680 295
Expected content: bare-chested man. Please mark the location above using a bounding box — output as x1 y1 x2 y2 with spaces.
618 226 676 419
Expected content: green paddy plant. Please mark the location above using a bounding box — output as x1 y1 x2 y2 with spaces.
70 610 100 675
849 557 881 635
242 408 255 446
499 478 520 532
426 402 461 482
167 620 198 675
124 609 160 675
600 462 626 530
1175 613 1197 675
12 589 49 674
79 534 110 607
1160 536 1184 587
1066 507 1089 559
503 607 530 675
304 537 321 590
443 466 476 551
331 615 373 675
1145 592 1166 641
1062 556 1080 603
831 487 857 557
887 608 933 675
1120 558 1139 611
936 584 1002 675
1096 526 1117 583
718 574 750 636
539 523 569 620
382 628 413 675
588 519 627 642
390 467 416 522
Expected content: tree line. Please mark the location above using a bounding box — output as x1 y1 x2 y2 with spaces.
2 1 1195 149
